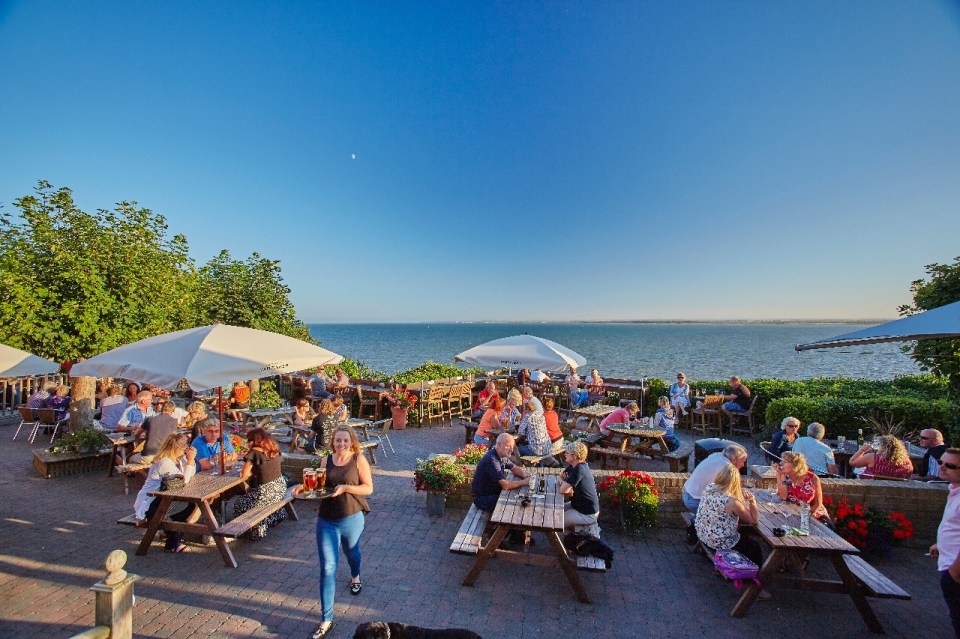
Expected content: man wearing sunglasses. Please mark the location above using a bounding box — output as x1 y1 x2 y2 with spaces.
915 429 948 481
930 447 960 636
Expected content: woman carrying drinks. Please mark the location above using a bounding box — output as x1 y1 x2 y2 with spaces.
133 432 197 553
311 426 373 639
234 427 287 540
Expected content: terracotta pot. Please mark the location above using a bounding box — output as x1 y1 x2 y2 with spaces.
391 406 408 430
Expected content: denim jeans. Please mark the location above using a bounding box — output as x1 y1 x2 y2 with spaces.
143 499 197 551
682 490 700 511
316 512 364 622
473 494 499 512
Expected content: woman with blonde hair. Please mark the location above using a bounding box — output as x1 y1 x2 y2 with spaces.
311 425 373 638
694 463 763 566
773 451 830 522
45 384 71 421
133 432 197 553
849 434 913 480
234 428 287 540
185 401 209 439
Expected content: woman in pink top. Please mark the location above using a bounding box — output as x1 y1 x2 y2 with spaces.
598 402 638 435
849 435 914 480
773 451 830 522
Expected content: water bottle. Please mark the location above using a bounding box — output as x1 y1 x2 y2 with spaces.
856 428 864 447
800 502 810 534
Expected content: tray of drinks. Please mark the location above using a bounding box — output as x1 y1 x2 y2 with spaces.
293 468 330 500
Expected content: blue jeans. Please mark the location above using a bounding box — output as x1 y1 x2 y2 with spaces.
722 401 743 413
316 512 364 622
473 493 499 512
570 391 588 408
682 490 700 511
473 434 490 447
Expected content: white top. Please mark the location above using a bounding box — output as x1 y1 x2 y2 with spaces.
530 370 550 382
938 483 960 572
683 452 731 500
790 437 836 475
134 456 196 520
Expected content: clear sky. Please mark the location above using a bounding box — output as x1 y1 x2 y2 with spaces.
1 1 959 323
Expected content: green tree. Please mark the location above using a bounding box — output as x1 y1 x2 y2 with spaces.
0 181 198 360
899 256 960 431
196 250 313 342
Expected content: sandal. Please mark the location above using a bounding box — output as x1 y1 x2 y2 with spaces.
311 622 332 639
349 580 362 595
165 544 189 554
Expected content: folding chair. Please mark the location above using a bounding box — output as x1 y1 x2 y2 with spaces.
368 418 395 456
13 406 39 441
34 408 69 443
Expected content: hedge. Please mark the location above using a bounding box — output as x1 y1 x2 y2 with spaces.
764 396 953 440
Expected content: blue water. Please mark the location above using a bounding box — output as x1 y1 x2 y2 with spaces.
307 323 920 381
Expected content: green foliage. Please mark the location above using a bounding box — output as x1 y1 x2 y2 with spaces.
335 358 388 383
413 456 468 495
764 396 952 440
0 181 313 361
48 427 111 454
250 381 282 410
196 250 312 342
393 361 482 385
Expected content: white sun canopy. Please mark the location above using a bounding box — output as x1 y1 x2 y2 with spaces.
71 323 343 390
796 300 960 351
455 334 587 372
0 343 59 378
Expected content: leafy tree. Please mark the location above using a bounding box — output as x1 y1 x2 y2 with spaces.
0 181 197 360
196 250 313 342
899 256 960 431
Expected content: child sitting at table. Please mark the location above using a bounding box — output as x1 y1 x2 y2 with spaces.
652 396 681 452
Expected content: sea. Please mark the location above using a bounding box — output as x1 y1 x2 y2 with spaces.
306 322 921 381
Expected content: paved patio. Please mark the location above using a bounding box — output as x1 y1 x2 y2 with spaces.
0 415 953 639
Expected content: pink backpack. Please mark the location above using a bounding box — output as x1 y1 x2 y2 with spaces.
713 549 761 589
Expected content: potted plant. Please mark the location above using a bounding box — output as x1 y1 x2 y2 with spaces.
822 496 914 555
48 427 112 455
453 443 487 465
598 469 659 534
386 386 417 430
413 456 468 517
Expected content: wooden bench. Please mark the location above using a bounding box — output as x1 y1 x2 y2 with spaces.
576 555 607 572
449 504 490 555
115 461 151 495
843 555 911 600
460 419 479 446
520 454 554 467
359 440 381 465
680 511 709 557
591 446 641 470
664 441 694 473
214 486 299 538
117 514 148 528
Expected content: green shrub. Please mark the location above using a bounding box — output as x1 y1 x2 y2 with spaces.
765 396 952 439
250 381 282 410
393 361 482 385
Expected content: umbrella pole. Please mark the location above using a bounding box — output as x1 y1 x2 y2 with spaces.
217 387 225 475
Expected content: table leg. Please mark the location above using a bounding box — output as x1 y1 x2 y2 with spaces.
136 496 172 556
198 501 238 568
731 548 784 617
545 530 590 603
463 525 509 586
830 554 884 634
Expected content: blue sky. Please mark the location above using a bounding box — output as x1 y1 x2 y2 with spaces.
1 1 958 323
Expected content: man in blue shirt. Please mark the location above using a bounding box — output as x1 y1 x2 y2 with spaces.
191 418 237 471
471 433 529 512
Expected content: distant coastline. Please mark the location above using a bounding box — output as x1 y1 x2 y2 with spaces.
308 319 887 326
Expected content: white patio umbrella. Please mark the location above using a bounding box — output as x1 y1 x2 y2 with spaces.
72 324 343 472
0 343 58 378
796 300 960 351
454 334 587 373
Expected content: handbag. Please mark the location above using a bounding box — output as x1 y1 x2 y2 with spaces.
713 549 760 589
160 474 185 491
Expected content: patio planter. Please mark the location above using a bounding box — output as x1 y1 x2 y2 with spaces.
33 448 112 478
392 407 408 430
425 491 446 517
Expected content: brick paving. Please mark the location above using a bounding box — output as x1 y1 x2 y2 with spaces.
0 414 954 639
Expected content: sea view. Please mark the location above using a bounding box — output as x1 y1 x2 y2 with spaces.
307 322 920 381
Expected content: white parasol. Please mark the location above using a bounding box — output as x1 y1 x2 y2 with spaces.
454 334 587 373
796 300 960 351
0 343 58 378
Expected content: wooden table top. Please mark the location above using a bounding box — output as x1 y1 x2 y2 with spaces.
149 472 246 502
750 464 777 480
750 489 858 554
492 475 564 531
571 404 618 417
606 426 666 438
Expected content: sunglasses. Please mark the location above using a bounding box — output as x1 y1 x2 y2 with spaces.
786 424 798 428
940 460 960 470
919 435 931 440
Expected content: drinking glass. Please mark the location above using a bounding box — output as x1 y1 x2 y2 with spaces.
837 435 846 447
316 468 327 494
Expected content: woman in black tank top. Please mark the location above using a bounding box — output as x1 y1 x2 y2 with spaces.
311 425 373 639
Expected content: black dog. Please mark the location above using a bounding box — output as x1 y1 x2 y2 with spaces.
353 621 482 639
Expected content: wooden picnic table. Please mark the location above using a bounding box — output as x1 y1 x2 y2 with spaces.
462 473 592 603
137 471 247 568
570 404 617 433
731 489 892 633
604 425 668 458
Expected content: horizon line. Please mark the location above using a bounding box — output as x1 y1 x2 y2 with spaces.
303 318 892 325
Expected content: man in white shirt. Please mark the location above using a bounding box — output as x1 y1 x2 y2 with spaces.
930 447 960 636
682 444 748 510
530 368 551 383
790 422 838 476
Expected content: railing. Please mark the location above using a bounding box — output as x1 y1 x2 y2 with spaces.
0 374 69 416
66 549 140 639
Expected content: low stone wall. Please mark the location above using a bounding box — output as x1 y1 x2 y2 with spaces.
442 466 947 546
